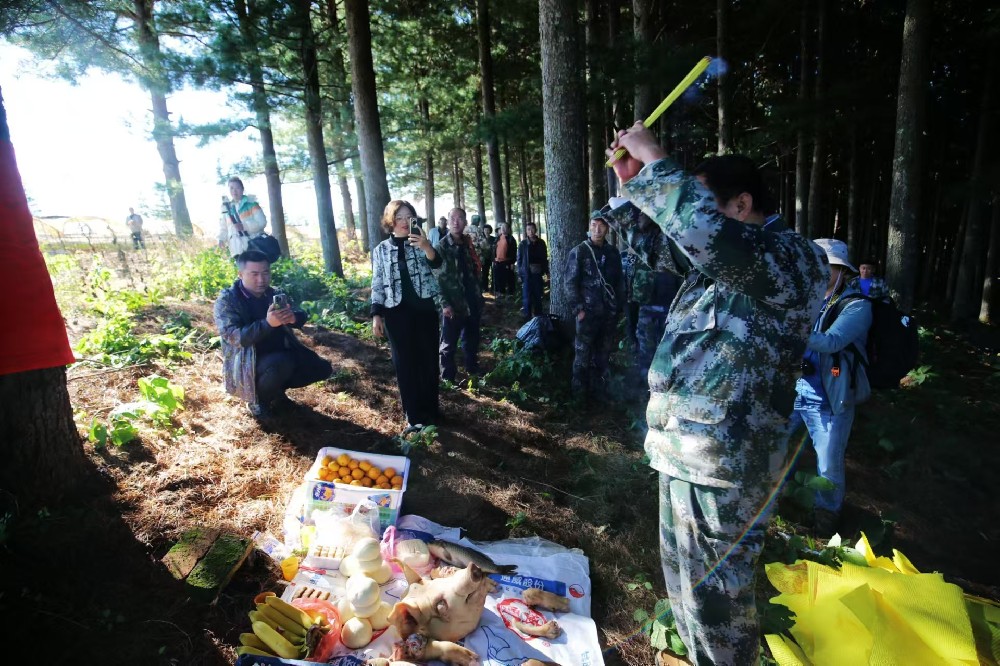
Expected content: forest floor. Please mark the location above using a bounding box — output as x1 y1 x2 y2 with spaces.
2 239 999 666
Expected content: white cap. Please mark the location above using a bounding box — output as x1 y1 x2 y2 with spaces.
813 238 857 273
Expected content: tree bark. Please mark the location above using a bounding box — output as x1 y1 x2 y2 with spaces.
540 0 587 324
344 0 391 251
806 0 827 239
473 143 487 225
847 127 861 259
794 0 812 235
235 0 288 257
607 0 628 130
296 0 342 276
477 0 507 231
716 0 733 154
952 47 996 321
503 140 514 233
0 367 89 506
885 0 931 312
420 98 435 225
133 0 192 237
980 199 1000 323
324 0 356 243
354 165 369 250
585 0 608 210
633 0 656 120
519 143 531 231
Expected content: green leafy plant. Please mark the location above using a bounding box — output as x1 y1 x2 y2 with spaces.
783 471 835 510
905 364 936 385
87 375 185 448
627 572 654 592
635 598 687 656
506 511 528 530
396 425 439 454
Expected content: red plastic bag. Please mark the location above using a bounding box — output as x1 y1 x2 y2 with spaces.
291 598 341 662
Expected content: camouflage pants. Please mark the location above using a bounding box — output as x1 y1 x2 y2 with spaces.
572 313 616 395
658 471 781 666
635 304 668 391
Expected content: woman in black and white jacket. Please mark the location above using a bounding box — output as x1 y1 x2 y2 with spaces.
371 200 443 431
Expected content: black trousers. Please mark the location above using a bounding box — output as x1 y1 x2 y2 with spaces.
255 347 332 405
384 305 440 426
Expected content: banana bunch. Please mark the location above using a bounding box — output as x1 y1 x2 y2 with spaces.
236 593 332 659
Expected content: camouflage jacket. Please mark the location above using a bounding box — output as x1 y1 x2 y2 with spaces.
627 224 681 307
213 280 307 404
565 239 625 318
433 233 484 317
605 158 828 487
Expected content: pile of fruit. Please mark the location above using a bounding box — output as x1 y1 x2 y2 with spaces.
238 593 334 659
313 452 403 490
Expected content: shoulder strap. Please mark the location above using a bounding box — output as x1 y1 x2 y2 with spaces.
821 293 869 332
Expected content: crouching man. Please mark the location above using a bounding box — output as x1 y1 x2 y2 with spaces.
213 250 333 419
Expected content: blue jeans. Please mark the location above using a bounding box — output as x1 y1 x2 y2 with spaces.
520 272 544 317
789 394 855 512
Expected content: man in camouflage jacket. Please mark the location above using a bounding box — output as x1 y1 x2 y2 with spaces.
565 212 625 396
626 214 681 399
433 207 484 380
606 124 828 666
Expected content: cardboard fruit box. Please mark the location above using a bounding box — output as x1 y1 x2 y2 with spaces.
304 446 410 534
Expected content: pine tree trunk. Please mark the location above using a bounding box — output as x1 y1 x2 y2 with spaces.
419 98 435 225
847 128 860 259
794 0 812 235
980 199 1000 323
354 166 369 250
477 0 507 230
586 0 608 210
806 0 827 239
885 0 931 312
952 47 996 321
503 141 514 233
519 143 531 232
324 0 356 243
541 0 587 324
133 0 192 237
344 0 390 251
607 0 629 130
297 0 343 276
0 367 88 507
918 182 942 302
453 154 461 208
236 0 288 257
474 143 487 225
633 0 656 120
716 0 733 154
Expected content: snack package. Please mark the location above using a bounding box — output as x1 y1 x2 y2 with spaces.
381 525 435 576
290 597 341 662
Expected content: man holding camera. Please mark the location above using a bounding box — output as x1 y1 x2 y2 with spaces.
213 249 332 419
433 207 484 380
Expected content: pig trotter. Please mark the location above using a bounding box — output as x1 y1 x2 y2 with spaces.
521 588 570 612
513 619 562 639
396 634 479 666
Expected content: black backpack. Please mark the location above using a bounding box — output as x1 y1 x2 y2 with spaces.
826 295 919 389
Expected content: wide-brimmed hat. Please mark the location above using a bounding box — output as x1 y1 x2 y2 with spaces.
813 238 857 273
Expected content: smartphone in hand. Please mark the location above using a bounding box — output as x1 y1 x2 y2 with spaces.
273 293 289 309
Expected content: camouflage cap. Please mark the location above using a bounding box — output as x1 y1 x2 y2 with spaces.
590 209 608 222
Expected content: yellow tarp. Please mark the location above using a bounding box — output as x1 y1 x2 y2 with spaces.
765 533 1000 665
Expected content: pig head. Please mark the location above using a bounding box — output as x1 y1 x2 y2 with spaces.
388 562 493 642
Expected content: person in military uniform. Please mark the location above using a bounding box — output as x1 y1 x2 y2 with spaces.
605 123 828 666
626 212 681 400
433 207 484 380
565 212 625 397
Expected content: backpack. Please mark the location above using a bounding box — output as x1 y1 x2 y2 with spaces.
826 295 919 389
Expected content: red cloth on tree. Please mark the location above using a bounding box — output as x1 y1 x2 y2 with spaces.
0 103 75 376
